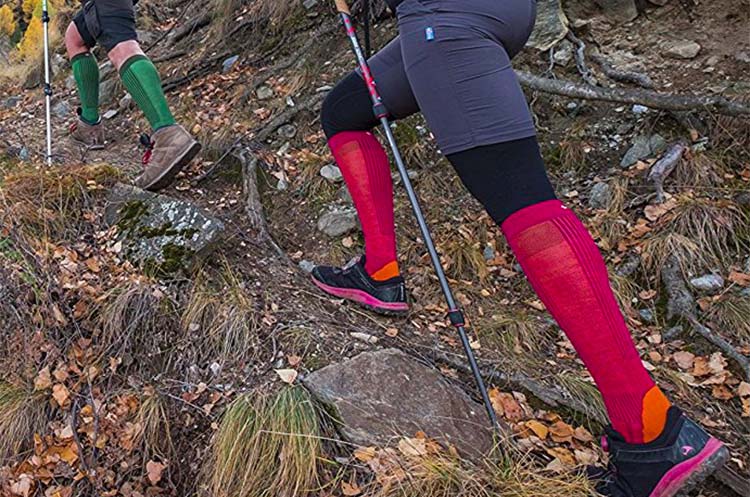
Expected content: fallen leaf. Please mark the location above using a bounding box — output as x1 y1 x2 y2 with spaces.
342 482 362 496
385 328 399 338
146 460 166 484
738 382 750 397
672 351 695 370
35 366 53 391
524 420 549 440
708 352 727 374
545 446 576 466
549 421 575 443
489 389 524 422
727 271 750 287
275 369 298 384
574 426 595 443
712 385 734 400
692 356 710 376
287 355 302 367
353 446 376 462
398 437 427 458
52 384 70 408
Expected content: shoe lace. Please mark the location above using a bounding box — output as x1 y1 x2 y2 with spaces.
140 133 154 167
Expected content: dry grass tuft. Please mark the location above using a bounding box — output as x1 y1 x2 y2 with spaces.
609 272 642 319
480 310 551 357
366 450 593 497
705 295 750 347
98 279 178 365
182 266 260 365
134 388 174 462
206 386 323 497
0 162 120 239
555 373 607 426
642 196 747 274
0 381 47 464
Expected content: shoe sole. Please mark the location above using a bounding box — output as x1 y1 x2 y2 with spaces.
143 141 202 192
651 437 729 497
311 275 409 317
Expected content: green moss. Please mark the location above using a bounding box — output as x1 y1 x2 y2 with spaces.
117 201 149 232
143 243 196 277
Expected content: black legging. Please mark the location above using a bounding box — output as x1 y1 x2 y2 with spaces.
322 72 557 225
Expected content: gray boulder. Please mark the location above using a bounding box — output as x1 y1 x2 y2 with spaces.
303 349 494 459
318 207 358 237
105 183 225 273
528 0 569 51
595 0 639 23
663 40 701 60
620 134 667 168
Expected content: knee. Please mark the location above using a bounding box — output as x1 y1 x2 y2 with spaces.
322 71 378 139
107 40 144 71
65 22 88 58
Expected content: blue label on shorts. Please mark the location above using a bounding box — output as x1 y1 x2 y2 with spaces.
425 27 435 41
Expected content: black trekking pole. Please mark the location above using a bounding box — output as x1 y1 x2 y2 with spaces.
41 0 53 166
333 0 502 436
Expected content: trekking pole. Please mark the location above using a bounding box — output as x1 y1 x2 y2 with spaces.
333 0 502 435
41 0 53 166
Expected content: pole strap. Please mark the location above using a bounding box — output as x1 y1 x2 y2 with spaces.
447 309 466 328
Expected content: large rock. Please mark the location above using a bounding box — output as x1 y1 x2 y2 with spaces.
318 207 358 237
528 0 569 51
303 349 494 459
663 40 701 60
105 183 225 273
596 0 639 23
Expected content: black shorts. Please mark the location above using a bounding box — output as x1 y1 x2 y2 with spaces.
367 0 538 154
73 0 138 53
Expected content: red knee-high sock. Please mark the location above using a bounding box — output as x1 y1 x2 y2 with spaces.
502 200 670 444
328 131 399 280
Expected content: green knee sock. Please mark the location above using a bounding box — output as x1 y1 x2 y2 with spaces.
119 55 176 131
71 53 100 124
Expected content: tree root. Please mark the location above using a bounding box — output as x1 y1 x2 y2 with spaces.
661 256 750 382
590 53 655 89
516 72 750 116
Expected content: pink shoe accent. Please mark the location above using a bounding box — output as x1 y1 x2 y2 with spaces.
650 437 724 497
312 276 409 312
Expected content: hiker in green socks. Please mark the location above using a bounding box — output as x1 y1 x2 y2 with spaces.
64 0 201 191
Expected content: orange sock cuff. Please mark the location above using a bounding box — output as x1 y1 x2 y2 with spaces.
641 386 672 443
370 261 400 281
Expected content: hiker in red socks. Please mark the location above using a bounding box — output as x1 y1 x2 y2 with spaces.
311 0 729 495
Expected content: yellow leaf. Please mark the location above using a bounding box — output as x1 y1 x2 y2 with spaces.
549 421 575 443
524 420 549 440
353 446 376 462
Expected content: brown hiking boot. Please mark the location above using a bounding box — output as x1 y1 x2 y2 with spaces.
135 124 201 192
69 115 106 150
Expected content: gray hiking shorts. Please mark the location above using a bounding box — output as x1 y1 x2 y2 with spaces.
369 0 538 154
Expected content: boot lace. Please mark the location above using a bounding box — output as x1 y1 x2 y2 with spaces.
140 133 154 167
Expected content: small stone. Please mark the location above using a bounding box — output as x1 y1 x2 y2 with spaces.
663 40 701 60
210 362 222 376
99 79 120 105
52 100 71 119
277 124 297 139
620 134 667 168
639 309 655 324
299 260 316 273
735 51 750 64
318 208 358 237
741 288 750 298
257 85 274 100
119 93 133 110
663 325 684 341
588 182 612 210
19 146 30 161
303 0 319 8
276 178 289 191
734 192 750 207
3 96 21 108
103 109 119 120
316 85 334 93
222 55 240 74
632 104 649 114
350 332 378 344
552 40 574 66
483 246 495 261
689 274 724 292
320 164 343 182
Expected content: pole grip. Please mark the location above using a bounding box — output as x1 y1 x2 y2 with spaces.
334 0 351 14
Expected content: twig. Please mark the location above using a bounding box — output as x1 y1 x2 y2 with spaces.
144 0 199 52
516 72 750 116
566 31 598 87
688 316 750 382
648 142 688 203
591 53 655 89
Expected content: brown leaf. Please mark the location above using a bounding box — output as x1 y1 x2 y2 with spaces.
275 369 298 384
692 356 710 376
52 384 70 408
573 426 595 443
738 382 750 398
712 385 734 401
84 258 101 273
727 271 750 287
385 327 399 338
342 482 362 496
545 446 576 466
287 355 302 367
146 460 166 485
549 421 575 443
34 366 53 391
353 446 376 462
672 351 695 370
489 389 524 422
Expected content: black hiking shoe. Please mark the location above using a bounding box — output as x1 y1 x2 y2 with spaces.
311 256 409 316
592 407 729 497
